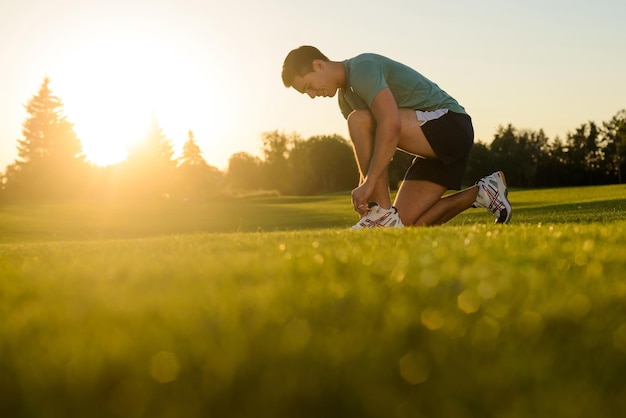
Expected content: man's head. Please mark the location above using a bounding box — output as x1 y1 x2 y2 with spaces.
281 46 328 88
281 46 342 99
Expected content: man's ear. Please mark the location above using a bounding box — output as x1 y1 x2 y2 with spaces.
312 59 325 71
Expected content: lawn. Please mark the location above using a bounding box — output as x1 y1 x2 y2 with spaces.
1 184 625 417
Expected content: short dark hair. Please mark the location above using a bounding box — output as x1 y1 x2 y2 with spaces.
281 46 329 88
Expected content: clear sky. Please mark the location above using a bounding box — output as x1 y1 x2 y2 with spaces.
1 0 625 170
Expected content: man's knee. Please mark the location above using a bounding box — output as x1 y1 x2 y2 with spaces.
347 109 375 134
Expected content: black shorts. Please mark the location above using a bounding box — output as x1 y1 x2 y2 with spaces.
403 111 474 190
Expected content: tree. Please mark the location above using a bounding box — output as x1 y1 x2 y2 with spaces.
0 171 7 201
2 77 87 200
180 130 206 167
602 109 626 184
287 135 358 195
121 114 176 199
176 130 223 200
488 125 552 187
534 136 565 187
519 129 550 187
226 152 263 191
306 135 358 193
564 122 603 185
387 151 414 190
260 131 300 193
490 125 527 187
464 141 495 186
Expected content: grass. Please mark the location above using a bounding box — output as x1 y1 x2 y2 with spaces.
1 185 624 243
0 194 354 242
1 184 626 417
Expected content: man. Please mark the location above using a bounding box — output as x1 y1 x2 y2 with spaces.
281 45 511 228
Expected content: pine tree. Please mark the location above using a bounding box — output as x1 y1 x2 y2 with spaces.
176 130 223 200
127 114 176 168
4 77 86 200
180 130 207 167
602 109 626 184
122 114 177 199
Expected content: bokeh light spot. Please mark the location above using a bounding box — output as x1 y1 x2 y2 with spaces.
421 308 445 330
150 351 180 383
398 351 430 385
458 290 481 314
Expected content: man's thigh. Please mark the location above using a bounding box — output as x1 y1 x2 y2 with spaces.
397 109 437 159
394 179 446 226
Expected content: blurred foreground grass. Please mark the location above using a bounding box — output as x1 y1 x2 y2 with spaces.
1 185 626 417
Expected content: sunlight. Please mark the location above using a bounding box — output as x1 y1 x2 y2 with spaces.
50 37 222 166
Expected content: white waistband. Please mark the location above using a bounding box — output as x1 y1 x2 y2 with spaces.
415 109 449 126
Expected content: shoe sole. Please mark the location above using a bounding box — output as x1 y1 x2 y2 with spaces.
495 171 512 224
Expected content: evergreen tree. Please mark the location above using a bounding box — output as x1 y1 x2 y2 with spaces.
122 114 176 199
176 130 223 200
565 122 602 185
180 130 206 167
127 114 176 168
602 109 626 184
3 77 86 200
545 136 571 185
489 125 551 187
518 129 550 187
490 125 525 186
464 141 496 186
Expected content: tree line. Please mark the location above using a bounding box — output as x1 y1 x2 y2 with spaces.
1 78 625 202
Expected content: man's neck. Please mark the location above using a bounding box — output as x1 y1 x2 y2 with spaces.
328 61 347 89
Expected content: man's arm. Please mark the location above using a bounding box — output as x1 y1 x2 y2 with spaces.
351 87 401 212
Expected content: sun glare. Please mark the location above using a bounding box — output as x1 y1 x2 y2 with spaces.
50 36 220 166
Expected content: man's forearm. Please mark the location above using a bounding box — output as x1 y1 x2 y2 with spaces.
364 122 399 187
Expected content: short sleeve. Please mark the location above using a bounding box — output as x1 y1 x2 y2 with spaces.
348 59 388 107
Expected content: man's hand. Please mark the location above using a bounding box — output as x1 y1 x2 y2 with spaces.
351 88 400 217
352 181 373 216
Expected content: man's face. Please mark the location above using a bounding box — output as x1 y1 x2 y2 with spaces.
292 60 338 99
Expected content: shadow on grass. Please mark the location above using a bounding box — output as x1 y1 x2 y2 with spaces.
500 198 626 224
1 194 624 242
0 198 356 242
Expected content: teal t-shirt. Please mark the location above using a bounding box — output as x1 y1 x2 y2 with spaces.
338 53 467 119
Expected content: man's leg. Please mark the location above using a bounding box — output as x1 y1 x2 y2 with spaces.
394 180 479 226
347 109 439 210
348 108 477 226
347 110 392 209
393 109 479 226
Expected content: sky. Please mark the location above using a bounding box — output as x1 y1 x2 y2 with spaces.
1 0 625 171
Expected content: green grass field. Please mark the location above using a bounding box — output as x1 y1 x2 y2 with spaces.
1 185 626 417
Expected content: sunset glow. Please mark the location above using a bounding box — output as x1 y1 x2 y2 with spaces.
50 36 222 166
1 0 625 172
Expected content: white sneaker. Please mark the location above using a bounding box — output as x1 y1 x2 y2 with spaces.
351 203 404 229
474 171 512 224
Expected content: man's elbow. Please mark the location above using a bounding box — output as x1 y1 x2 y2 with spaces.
380 118 401 143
